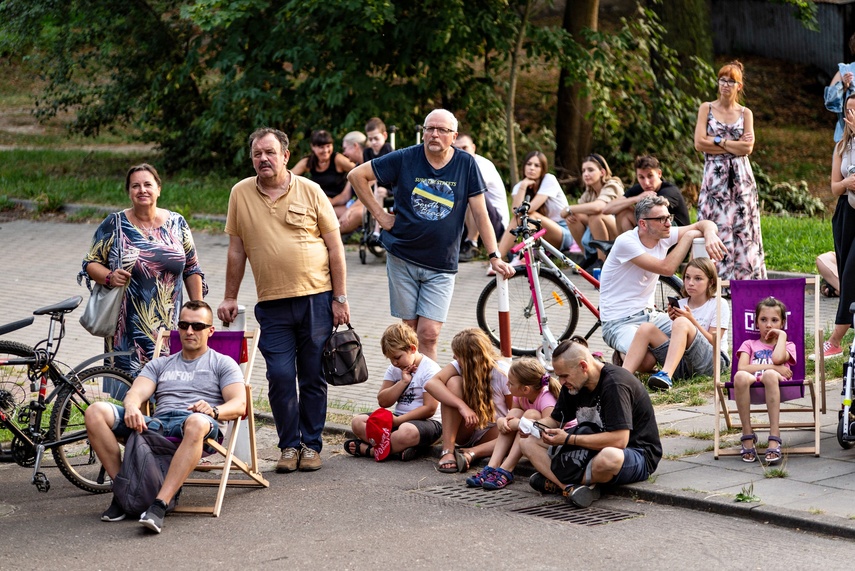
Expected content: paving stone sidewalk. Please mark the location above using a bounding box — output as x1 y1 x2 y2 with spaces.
2 217 854 536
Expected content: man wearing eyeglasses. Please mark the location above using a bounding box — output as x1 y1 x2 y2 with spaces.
599 196 724 369
84 300 245 533
348 109 515 360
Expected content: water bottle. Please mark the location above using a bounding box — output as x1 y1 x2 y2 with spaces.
592 268 601 281
692 237 708 259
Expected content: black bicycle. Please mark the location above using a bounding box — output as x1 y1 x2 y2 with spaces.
0 296 134 493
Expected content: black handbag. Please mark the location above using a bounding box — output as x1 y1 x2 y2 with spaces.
322 323 369 386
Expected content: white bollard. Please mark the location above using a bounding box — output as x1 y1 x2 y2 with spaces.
496 275 511 358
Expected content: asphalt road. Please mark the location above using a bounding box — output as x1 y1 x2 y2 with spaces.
0 428 852 571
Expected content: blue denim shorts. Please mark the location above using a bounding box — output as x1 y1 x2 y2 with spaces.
602 309 673 355
610 447 650 486
386 253 456 322
108 404 219 441
556 218 574 251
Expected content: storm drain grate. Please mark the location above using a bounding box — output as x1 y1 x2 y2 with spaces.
511 502 642 526
414 484 532 508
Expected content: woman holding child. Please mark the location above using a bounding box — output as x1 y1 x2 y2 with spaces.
291 129 356 218
694 60 765 281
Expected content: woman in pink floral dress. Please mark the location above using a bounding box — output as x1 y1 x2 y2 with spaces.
693 60 766 280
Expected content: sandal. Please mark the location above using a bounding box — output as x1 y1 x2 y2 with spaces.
820 279 839 298
343 439 373 458
765 435 782 465
437 449 459 473
454 449 474 473
482 467 514 490
465 466 495 488
739 433 757 463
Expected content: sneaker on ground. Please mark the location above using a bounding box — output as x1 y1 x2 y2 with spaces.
647 370 673 390
101 496 126 522
563 484 600 508
822 341 843 360
399 446 420 462
276 447 300 473
139 499 167 534
458 240 478 263
529 472 563 495
298 444 322 471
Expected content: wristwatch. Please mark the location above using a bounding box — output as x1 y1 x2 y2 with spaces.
713 136 722 146
211 406 219 420
488 252 500 260
333 295 348 304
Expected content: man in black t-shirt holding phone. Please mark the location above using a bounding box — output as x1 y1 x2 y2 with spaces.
518 339 662 507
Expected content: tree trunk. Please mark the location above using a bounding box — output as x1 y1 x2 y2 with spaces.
554 0 598 184
506 0 532 188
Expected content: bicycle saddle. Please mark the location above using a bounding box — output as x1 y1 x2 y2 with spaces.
33 296 83 316
587 239 614 254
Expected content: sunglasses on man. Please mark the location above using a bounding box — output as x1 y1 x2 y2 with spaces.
177 321 212 331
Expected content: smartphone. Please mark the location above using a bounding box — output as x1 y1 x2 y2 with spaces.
533 421 550 435
667 296 681 309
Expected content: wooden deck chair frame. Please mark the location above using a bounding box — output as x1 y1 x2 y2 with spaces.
713 277 826 458
152 328 269 516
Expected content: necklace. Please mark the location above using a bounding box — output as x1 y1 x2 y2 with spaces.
130 211 159 240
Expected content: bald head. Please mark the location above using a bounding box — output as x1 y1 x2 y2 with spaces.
424 109 458 133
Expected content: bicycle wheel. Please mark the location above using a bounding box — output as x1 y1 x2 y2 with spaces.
476 267 578 356
654 275 684 311
48 366 133 493
0 341 38 463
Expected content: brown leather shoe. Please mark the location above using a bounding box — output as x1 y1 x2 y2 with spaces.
275 447 299 473
298 444 322 471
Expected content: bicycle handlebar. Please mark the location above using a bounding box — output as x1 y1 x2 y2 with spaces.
510 198 541 238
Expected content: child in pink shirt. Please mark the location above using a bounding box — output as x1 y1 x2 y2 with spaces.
733 297 796 465
466 358 561 490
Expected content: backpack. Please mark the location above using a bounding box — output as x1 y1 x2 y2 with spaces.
113 429 180 517
550 421 604 485
322 324 369 386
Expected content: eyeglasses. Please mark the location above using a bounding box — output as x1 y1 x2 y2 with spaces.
718 78 739 87
423 126 454 135
641 214 674 225
177 321 212 331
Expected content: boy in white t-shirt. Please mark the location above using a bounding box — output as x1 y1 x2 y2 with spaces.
345 323 442 461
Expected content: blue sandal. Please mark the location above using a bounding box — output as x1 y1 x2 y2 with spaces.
482 467 514 490
740 433 757 463
466 466 495 488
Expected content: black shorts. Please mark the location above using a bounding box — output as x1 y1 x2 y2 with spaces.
397 418 442 447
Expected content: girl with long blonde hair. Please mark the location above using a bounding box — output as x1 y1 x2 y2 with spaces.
425 328 512 473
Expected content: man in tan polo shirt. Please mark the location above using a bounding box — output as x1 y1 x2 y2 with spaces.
217 127 350 474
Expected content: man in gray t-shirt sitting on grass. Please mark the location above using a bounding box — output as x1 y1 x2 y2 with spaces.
84 300 245 533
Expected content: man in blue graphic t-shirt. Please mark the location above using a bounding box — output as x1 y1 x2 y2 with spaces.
349 109 515 360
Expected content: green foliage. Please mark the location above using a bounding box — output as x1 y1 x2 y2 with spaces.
735 482 760 503
760 215 833 274
34 192 63 213
559 6 713 189
753 162 826 217
0 195 14 211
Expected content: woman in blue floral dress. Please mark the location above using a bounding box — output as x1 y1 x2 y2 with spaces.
79 164 207 378
693 60 766 281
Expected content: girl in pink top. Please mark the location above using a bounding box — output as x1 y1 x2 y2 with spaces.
466 358 561 490
733 297 796 465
